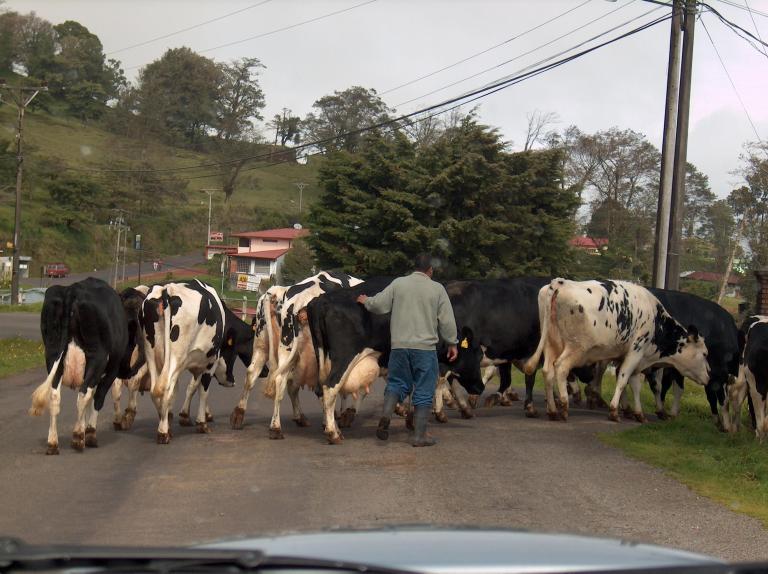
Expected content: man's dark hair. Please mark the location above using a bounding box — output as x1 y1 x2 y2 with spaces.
414 253 433 272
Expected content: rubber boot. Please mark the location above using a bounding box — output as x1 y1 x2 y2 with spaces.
412 406 436 447
376 392 399 441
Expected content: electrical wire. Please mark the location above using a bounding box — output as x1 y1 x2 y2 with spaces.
712 0 768 18
106 0 274 56
702 1 768 54
700 17 764 142
379 0 594 96
124 0 378 71
87 13 672 184
395 0 650 109
743 0 768 57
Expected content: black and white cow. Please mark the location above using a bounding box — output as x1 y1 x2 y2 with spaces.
306 277 485 444
232 272 363 439
29 278 144 454
723 315 767 437
645 288 740 424
141 279 226 443
524 279 710 421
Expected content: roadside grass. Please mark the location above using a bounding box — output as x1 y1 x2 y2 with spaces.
0 302 44 313
502 368 768 526
0 338 44 378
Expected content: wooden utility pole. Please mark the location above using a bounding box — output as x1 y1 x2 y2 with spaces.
0 80 47 305
665 0 697 290
652 0 683 288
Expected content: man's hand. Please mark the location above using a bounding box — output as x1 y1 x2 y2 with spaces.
356 294 368 305
447 345 458 362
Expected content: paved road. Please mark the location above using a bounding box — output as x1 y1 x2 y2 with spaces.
1 364 767 562
20 252 206 289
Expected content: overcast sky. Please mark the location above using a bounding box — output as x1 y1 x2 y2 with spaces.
6 0 768 197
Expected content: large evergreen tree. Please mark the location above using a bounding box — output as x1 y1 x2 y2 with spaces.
308 118 578 278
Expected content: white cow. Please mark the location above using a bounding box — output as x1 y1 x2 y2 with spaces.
524 279 710 422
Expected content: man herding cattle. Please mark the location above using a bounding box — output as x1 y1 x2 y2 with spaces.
356 254 458 447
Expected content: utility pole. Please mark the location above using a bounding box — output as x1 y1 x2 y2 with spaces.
202 189 219 245
665 0 697 290
109 209 128 289
294 182 306 214
0 80 47 305
652 0 683 289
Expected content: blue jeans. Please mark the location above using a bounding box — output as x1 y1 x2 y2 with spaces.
386 349 439 408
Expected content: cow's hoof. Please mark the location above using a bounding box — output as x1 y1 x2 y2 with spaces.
655 410 668 421
434 411 449 423
46 443 59 455
587 397 597 410
269 428 284 440
121 408 136 430
113 422 122 431
468 395 480 409
507 390 521 402
71 432 85 451
633 413 647 423
85 427 98 448
338 408 356 429
393 403 408 417
558 409 569 422
460 407 474 419
500 395 515 406
293 414 310 427
525 404 540 418
326 433 344 445
444 398 457 409
621 407 635 420
406 410 415 431
484 394 500 408
230 407 245 430
608 409 620 422
156 432 170 444
196 422 211 434
178 412 193 427
206 412 214 423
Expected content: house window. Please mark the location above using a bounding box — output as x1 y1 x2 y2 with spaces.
252 261 271 275
262 239 278 243
239 237 249 248
236 258 250 274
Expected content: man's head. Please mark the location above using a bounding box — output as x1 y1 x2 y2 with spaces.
414 253 433 277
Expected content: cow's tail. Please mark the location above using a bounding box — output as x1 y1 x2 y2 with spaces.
307 301 328 386
152 294 172 399
523 283 558 375
29 350 67 416
262 294 279 399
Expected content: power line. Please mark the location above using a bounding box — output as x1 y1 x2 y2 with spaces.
379 0 594 96
124 0 378 71
712 0 768 18
106 0 274 56
93 13 672 185
700 16 763 142
395 1 654 109
702 1 768 54
744 0 768 56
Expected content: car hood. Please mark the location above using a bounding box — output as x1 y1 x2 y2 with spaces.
202 527 722 574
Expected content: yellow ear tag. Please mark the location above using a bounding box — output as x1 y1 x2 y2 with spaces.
227 337 233 346
460 338 469 349
252 325 257 332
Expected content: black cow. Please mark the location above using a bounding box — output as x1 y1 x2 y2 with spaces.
723 315 766 436
29 278 143 454
306 277 485 444
644 288 740 425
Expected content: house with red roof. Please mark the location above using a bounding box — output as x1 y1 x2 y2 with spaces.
228 227 309 291
569 236 608 255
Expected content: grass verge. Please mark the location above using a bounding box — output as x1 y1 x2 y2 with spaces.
0 302 44 313
0 338 44 378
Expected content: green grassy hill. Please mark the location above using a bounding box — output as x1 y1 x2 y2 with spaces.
0 97 322 275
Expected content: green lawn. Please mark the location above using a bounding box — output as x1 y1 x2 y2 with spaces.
0 302 44 313
0 338 44 378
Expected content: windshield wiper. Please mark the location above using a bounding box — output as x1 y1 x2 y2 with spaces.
0 538 263 573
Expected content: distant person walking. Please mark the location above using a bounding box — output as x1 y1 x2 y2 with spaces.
356 254 458 447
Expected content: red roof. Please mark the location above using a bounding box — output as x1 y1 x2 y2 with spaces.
569 236 608 249
232 248 290 261
230 228 309 240
684 271 741 285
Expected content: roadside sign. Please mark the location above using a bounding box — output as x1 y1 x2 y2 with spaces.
134 234 141 250
209 231 224 242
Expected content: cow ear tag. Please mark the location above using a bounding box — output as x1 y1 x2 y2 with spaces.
460 338 469 349
227 337 233 346
252 325 257 332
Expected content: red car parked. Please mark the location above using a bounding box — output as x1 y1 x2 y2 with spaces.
44 262 69 278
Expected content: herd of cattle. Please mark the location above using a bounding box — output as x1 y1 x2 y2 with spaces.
26 271 768 454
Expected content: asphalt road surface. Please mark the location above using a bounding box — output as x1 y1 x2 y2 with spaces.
2 363 767 563
0 313 40 340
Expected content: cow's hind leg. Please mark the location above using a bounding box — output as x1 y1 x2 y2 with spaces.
195 373 213 433
231 346 267 430
552 351 577 421
608 355 641 422
46 383 62 455
269 372 289 439
322 385 343 444
179 376 200 427
85 396 99 447
121 386 139 430
523 372 538 417
433 376 449 423
628 373 647 423
112 379 124 430
73 386 96 451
